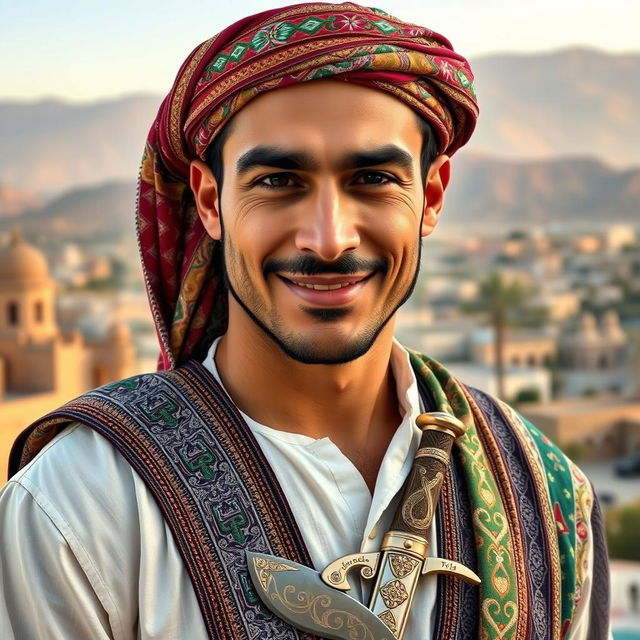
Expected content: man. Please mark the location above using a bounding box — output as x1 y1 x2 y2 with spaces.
0 3 609 639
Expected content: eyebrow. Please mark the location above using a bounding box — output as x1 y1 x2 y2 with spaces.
235 144 414 175
236 147 318 175
340 145 414 172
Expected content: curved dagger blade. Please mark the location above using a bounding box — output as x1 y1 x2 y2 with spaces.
246 551 396 640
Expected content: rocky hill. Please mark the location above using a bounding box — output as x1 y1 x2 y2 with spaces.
0 95 157 196
0 185 42 216
444 154 640 230
0 181 137 240
470 48 640 166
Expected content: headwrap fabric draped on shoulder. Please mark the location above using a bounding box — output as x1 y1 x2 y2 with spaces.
137 1 479 370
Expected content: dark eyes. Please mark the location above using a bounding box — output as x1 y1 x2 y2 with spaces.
353 172 391 185
258 174 299 189
254 171 394 190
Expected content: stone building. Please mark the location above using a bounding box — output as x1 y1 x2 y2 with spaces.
522 397 640 461
610 560 640 633
559 311 635 397
0 231 136 478
471 328 557 369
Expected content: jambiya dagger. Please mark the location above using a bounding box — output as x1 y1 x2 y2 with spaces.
247 411 481 639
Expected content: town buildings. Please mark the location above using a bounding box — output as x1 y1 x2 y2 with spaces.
0 231 136 477
611 560 640 635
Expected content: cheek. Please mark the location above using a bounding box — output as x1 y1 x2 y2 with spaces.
222 236 246 278
365 190 422 230
223 197 291 259
364 197 422 260
382 227 421 287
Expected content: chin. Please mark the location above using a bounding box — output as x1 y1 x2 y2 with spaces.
268 313 397 365
275 336 375 365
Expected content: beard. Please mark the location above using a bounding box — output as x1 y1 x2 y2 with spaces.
222 237 422 365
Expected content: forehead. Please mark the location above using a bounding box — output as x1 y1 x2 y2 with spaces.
223 80 423 161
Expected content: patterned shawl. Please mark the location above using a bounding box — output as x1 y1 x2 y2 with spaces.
137 1 479 370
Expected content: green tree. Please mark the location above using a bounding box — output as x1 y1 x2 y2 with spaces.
511 387 541 406
606 502 640 561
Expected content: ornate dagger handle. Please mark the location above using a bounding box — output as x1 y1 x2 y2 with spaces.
390 412 466 536
367 412 468 638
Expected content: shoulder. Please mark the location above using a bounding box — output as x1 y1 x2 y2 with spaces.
405 347 590 493
0 423 147 636
3 418 175 578
464 386 598 576
5 422 145 531
7 360 213 510
467 386 593 497
3 420 171 582
9 365 201 475
1 423 205 638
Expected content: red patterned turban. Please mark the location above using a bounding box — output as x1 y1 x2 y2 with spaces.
137 1 479 370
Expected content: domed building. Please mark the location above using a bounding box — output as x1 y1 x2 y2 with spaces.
91 320 136 387
0 229 56 341
0 231 136 471
558 310 635 397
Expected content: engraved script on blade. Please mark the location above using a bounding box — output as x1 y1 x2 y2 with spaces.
246 551 397 640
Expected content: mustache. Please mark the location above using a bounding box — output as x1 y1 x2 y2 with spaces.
264 253 388 277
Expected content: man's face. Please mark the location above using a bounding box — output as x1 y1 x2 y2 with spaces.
200 80 446 364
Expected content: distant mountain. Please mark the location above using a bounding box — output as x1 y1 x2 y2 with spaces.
0 181 137 239
0 95 158 196
0 48 639 197
444 155 640 230
469 48 640 166
1 156 636 239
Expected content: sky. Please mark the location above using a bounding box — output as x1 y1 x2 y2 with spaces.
1 0 639 102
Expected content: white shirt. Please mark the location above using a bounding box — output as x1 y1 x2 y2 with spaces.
0 340 600 639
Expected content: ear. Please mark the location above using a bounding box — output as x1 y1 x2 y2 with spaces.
421 154 450 237
190 159 222 240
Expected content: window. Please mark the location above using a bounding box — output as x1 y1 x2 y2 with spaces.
35 301 44 323
7 302 18 326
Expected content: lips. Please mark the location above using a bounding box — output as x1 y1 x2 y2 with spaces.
278 273 373 306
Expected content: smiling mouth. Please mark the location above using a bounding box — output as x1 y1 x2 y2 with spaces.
275 273 375 308
278 274 372 290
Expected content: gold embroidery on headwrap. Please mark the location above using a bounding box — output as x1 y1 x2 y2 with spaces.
169 36 222 165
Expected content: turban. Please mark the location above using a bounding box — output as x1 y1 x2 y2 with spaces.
137 1 479 370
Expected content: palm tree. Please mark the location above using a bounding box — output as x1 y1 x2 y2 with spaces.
470 272 530 399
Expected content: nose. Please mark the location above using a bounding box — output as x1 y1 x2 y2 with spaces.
295 181 360 261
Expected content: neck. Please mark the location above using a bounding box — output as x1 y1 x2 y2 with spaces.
214 302 403 488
